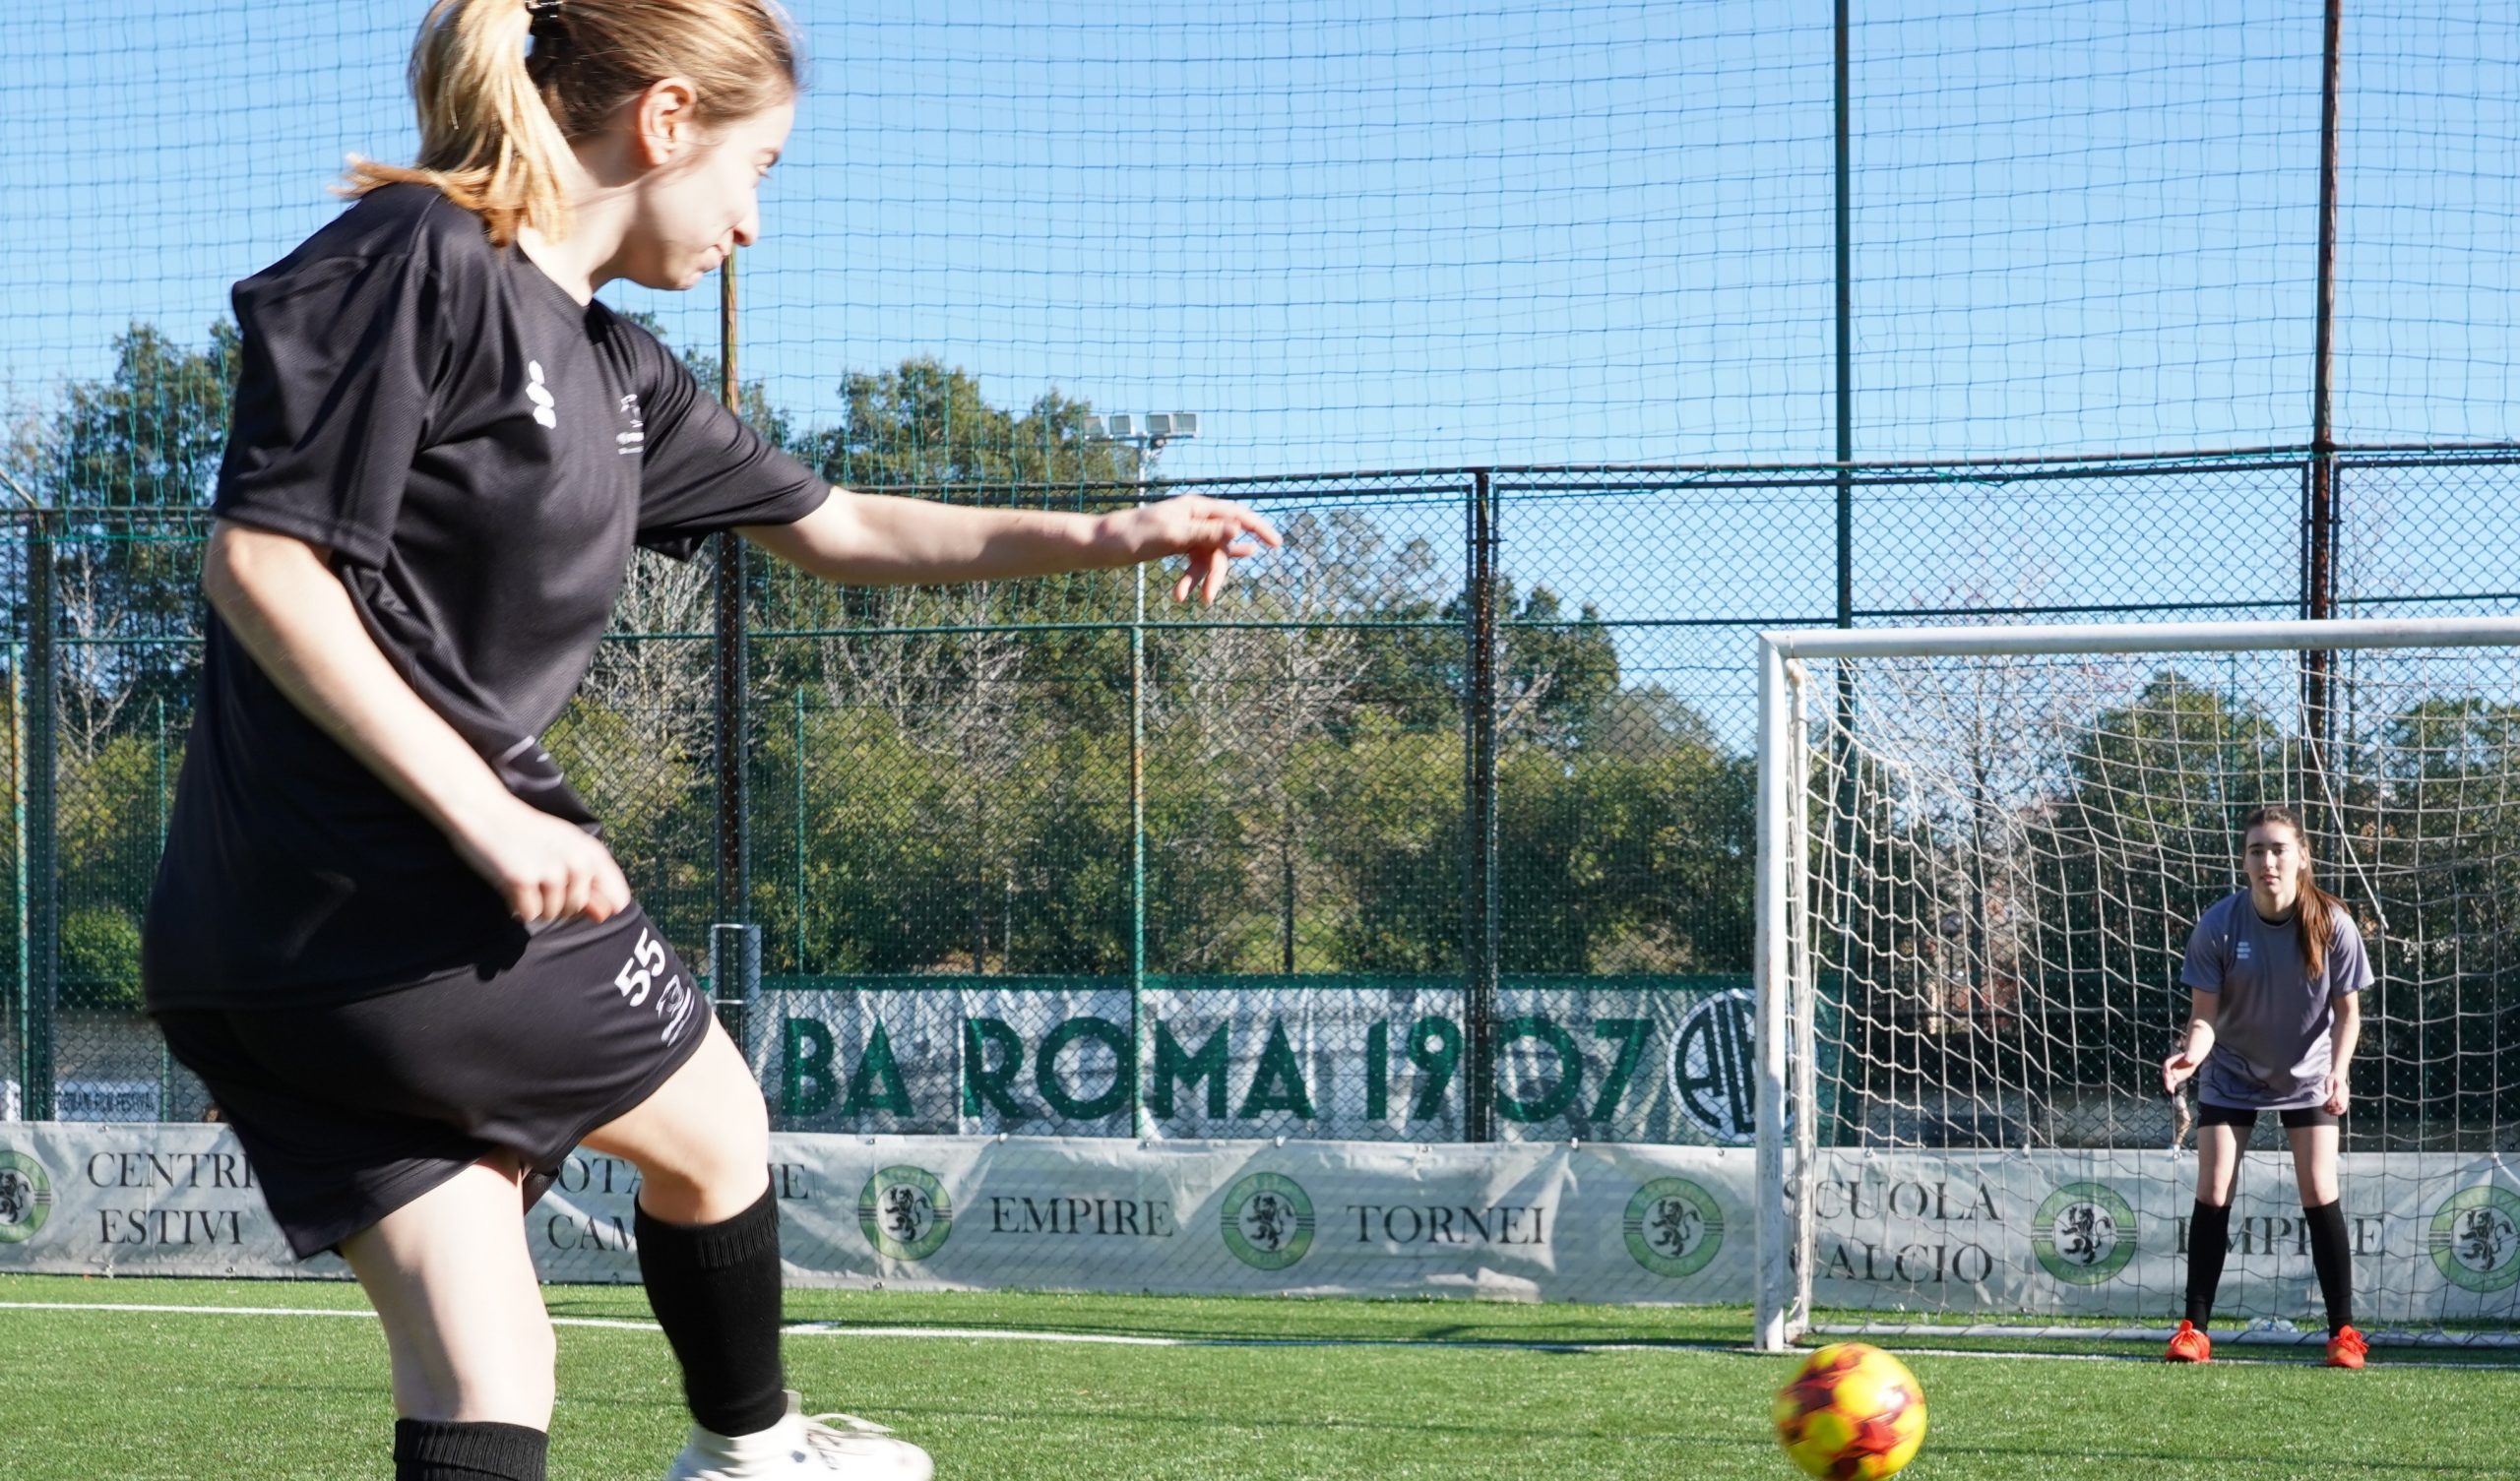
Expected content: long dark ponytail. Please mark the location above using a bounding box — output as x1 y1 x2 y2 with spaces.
2239 804 2339 980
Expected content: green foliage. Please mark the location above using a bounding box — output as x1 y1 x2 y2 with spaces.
1493 583 1622 751
1308 713 1467 971
52 732 170 1014
58 906 141 1012
6 329 1763 1033
7 323 235 739
41 321 240 510
803 358 1141 490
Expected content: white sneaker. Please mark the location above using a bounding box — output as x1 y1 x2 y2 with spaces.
663 1391 934 1480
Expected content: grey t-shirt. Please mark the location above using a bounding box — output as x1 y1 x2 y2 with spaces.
2178 890 2371 1109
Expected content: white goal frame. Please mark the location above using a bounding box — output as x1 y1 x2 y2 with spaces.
1751 615 2520 1352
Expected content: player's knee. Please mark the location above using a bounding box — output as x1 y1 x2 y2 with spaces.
476 1319 557 1418
391 1324 554 1426
631 1115 770 1220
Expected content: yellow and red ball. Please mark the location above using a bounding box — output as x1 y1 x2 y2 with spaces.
1772 1342 1928 1480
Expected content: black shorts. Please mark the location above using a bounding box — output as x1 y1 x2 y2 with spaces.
153 905 709 1258
2197 1100 2341 1131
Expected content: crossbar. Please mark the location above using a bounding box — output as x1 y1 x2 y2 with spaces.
1762 615 2520 660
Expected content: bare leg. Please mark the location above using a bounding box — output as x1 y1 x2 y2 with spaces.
2288 1123 2340 1204
2195 1122 2241 1207
583 1018 770 1218
584 1018 933 1477
339 1155 556 1427
586 1019 786 1443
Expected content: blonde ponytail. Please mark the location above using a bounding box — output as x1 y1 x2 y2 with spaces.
346 0 800 247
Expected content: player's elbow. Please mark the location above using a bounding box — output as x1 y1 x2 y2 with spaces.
201 525 248 622
203 521 338 627
745 489 884 585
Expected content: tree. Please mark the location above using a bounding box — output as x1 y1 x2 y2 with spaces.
800 358 1138 491
1145 541 1370 972
0 322 235 1015
9 323 236 753
1490 583 1621 752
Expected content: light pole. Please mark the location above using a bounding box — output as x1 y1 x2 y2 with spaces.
1085 412 1199 1139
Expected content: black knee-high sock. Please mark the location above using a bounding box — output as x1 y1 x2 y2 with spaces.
2185 1200 2233 1328
393 1420 547 1481
636 1184 788 1438
2304 1199 2354 1336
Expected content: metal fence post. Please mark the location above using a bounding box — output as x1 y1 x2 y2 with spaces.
2301 0 2343 821
1834 0 1855 636
1129 483 1150 1139
714 250 751 931
24 515 56 1121
792 686 808 970
156 695 170 1116
1825 0 1863 1166
710 922 763 1075
9 642 25 1120
1463 470 1500 1142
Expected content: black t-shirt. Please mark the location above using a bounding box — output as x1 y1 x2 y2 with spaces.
143 184 827 1009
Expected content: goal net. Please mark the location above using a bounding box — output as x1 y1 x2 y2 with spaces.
1753 619 2520 1351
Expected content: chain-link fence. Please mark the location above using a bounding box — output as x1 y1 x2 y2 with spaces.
5 452 2517 1138
7 2 2517 1143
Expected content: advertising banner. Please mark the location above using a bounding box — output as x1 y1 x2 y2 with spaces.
1796 1148 2520 1322
3 1125 2515 1324
764 977 1774 1144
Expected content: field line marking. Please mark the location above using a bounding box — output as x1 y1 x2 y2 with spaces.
2 1302 2508 1368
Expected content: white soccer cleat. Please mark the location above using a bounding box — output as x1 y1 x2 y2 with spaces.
664 1391 934 1481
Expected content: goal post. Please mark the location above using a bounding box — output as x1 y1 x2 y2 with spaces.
1754 616 2520 1352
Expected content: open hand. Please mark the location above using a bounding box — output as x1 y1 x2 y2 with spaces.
1103 496 1283 604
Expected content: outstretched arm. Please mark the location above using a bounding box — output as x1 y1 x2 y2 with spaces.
740 489 1282 602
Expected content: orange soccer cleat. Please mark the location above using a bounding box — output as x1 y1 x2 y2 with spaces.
2325 1325 2368 1369
2165 1320 2213 1363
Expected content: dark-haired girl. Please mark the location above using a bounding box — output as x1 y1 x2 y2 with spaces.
2161 804 2369 1368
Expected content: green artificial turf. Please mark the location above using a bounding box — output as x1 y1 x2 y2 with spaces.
4 1275 2510 1479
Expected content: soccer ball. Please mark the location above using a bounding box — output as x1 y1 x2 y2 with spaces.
1771 1342 1928 1480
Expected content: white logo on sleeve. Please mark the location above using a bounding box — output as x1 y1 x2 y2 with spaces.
527 359 558 429
616 393 644 455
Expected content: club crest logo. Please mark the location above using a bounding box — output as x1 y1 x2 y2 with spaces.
856 1165 952 1262
0 1149 54 1245
1623 1177 1724 1278
2428 1186 2520 1294
1219 1172 1314 1271
1668 990 1759 1144
2033 1182 2137 1284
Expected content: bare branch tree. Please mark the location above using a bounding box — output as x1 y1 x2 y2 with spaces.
810 582 1029 968
567 548 720 847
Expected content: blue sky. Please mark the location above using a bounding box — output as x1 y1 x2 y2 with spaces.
8 0 2512 478
3 0 2515 740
